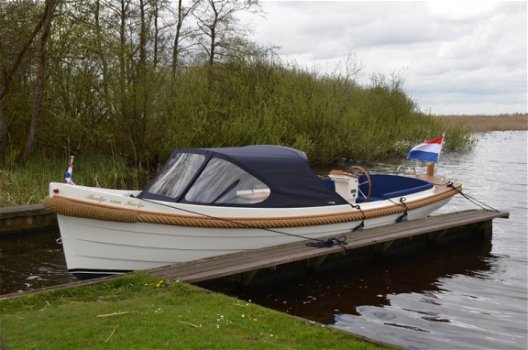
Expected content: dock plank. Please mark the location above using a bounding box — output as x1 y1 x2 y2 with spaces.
150 209 508 283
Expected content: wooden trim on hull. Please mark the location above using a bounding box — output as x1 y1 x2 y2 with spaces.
43 183 461 229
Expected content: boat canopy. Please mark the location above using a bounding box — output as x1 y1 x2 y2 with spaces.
139 145 347 208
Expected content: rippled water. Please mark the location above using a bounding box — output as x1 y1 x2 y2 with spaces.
0 230 75 294
1 131 526 349
229 131 528 349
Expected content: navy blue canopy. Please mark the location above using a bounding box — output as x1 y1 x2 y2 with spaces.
140 145 347 208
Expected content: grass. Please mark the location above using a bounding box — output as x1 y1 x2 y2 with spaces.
0 273 389 349
433 114 528 132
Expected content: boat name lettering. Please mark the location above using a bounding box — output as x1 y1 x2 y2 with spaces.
126 200 145 209
87 194 107 203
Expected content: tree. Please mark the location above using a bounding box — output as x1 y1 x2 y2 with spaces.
171 0 198 76
0 1 48 166
194 0 260 67
18 0 58 165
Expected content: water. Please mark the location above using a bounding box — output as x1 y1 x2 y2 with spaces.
227 131 528 349
0 230 75 294
1 131 526 349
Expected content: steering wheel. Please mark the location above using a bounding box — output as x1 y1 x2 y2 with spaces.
347 165 372 202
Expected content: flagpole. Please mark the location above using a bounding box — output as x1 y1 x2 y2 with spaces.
436 132 445 174
425 132 444 176
438 132 446 162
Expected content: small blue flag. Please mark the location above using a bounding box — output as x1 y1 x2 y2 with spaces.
65 156 75 185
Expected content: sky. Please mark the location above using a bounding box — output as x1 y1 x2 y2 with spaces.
239 1 527 115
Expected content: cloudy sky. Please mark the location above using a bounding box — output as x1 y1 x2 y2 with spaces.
240 1 527 115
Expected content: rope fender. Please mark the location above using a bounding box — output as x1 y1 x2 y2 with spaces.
42 183 461 228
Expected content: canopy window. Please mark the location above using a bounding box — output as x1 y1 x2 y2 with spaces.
185 158 270 205
146 153 205 199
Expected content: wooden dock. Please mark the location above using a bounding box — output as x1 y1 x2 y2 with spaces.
0 203 56 234
150 209 509 286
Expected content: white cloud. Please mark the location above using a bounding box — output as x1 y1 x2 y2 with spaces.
239 1 527 115
426 1 497 22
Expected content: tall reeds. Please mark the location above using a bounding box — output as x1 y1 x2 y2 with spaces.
0 153 146 206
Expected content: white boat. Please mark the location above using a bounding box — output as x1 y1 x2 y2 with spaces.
43 145 462 278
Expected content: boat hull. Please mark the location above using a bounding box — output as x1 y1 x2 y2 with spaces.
57 197 451 277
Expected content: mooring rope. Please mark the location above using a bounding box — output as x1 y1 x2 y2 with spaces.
350 204 366 231
139 197 349 249
447 181 499 212
388 197 409 223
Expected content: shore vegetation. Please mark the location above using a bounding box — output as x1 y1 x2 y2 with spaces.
433 114 527 132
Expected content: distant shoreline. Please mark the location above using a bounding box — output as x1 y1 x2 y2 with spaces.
433 114 528 132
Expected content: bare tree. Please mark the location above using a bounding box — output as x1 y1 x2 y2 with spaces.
171 0 198 76
194 0 260 67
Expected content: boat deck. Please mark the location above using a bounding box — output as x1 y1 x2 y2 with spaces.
149 209 509 284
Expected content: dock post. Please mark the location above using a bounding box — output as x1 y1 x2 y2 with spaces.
306 255 328 270
428 229 448 245
239 270 258 286
374 240 395 255
473 220 493 238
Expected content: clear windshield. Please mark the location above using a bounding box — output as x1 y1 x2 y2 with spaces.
147 153 205 198
185 157 270 205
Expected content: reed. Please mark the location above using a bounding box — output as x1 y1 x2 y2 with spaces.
0 153 145 207
433 114 528 132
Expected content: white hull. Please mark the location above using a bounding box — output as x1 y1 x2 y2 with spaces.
54 190 452 277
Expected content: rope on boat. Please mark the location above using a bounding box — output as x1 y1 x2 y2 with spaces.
447 182 499 212
350 204 366 231
42 196 138 223
42 183 461 229
388 197 409 223
42 183 461 251
306 236 348 248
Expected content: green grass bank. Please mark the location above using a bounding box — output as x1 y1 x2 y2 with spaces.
0 273 390 349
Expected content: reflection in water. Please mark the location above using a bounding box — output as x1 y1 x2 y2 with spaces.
221 236 495 324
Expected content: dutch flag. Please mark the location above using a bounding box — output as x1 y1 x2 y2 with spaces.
407 135 444 163
65 156 75 185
